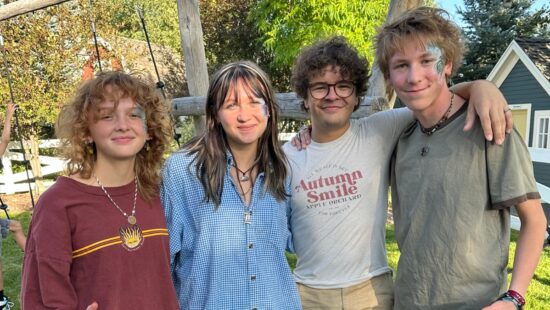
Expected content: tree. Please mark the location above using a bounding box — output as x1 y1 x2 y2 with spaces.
457 0 550 82
0 2 92 193
250 0 390 69
199 0 290 90
100 0 181 55
0 0 178 193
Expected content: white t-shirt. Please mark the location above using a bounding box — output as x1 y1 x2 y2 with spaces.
283 108 412 288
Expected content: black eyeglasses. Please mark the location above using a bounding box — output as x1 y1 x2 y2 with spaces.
308 81 355 99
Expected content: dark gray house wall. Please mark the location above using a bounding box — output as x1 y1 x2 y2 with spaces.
533 162 550 188
499 61 550 147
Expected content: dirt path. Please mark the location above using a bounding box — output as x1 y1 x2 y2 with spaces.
0 193 35 214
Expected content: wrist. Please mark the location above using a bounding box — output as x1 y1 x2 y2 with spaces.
497 290 525 310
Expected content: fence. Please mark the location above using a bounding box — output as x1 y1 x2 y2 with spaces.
0 139 64 194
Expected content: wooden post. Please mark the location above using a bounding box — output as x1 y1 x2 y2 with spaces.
177 0 209 134
0 0 72 21
367 0 422 111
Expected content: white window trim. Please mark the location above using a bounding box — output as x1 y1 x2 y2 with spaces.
509 104 531 144
533 110 550 149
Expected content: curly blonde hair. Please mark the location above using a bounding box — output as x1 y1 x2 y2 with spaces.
56 71 173 201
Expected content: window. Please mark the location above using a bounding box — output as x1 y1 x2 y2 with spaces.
534 111 550 149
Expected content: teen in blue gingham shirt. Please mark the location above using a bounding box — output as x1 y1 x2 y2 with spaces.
161 150 301 310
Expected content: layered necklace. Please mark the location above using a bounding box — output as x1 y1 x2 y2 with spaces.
419 91 455 136
232 160 256 199
230 151 260 224
234 164 254 182
95 175 144 251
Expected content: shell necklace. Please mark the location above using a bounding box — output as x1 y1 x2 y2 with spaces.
419 91 455 136
95 175 144 251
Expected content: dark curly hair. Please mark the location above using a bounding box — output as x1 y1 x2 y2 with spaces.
291 36 370 111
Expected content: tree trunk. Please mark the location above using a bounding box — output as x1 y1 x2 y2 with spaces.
177 0 209 134
367 0 423 111
0 0 72 21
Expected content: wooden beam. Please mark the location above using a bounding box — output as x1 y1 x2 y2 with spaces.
0 0 72 21
171 93 381 120
177 0 208 133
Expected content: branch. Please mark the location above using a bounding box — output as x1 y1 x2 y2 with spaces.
0 0 73 21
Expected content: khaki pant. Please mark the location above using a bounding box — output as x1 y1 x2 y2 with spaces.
297 273 394 310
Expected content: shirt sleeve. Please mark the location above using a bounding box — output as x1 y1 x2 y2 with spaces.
487 128 541 209
21 192 78 309
359 107 414 149
161 155 185 273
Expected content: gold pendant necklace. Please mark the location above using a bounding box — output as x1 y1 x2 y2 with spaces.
95 175 144 251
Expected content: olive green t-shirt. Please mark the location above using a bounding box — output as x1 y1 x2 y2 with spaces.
391 103 540 309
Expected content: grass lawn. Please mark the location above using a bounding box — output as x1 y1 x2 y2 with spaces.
3 213 549 309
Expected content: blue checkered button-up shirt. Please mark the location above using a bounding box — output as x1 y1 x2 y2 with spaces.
161 150 301 310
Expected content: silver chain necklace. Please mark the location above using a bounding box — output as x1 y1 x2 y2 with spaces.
95 175 138 225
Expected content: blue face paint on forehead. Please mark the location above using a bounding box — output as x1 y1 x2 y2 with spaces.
426 43 444 76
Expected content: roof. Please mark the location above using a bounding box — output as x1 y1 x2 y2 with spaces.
487 37 550 96
515 38 550 81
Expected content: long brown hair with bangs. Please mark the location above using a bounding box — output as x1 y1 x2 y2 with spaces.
183 61 288 207
56 71 173 201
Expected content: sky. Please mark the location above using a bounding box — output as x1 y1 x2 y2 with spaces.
437 0 548 28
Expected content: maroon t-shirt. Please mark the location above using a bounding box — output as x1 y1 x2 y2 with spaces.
21 176 179 309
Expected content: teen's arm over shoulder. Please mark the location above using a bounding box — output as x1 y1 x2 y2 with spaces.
452 80 512 145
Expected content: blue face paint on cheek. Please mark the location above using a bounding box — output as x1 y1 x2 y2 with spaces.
133 106 148 131
258 98 270 119
427 44 444 76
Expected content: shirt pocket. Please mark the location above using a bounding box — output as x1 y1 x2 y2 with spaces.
253 198 290 252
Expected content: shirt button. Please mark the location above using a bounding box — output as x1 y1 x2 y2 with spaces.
248 243 253 249
250 275 256 281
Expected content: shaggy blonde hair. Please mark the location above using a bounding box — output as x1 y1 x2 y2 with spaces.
375 7 465 82
56 71 173 201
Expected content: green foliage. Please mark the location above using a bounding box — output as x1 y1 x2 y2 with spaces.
457 0 550 82
199 0 291 90
0 3 88 137
1 211 31 305
101 0 181 54
250 0 390 67
0 0 183 139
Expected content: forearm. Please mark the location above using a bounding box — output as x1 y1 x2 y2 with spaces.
449 81 475 99
1 118 12 144
509 203 547 295
13 232 26 251
0 119 12 156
